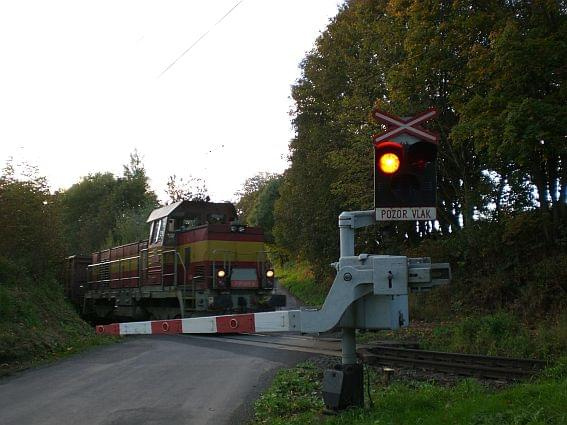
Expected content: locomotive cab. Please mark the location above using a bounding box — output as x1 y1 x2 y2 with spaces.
147 200 237 247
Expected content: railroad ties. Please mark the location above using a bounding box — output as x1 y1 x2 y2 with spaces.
358 346 547 380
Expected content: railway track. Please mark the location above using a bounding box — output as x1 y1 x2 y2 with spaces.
189 334 547 381
358 346 547 380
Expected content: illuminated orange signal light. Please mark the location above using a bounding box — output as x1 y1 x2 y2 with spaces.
378 152 400 174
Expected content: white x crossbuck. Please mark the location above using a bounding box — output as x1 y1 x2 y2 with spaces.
372 108 438 144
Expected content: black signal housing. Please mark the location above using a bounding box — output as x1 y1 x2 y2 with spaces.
374 140 437 209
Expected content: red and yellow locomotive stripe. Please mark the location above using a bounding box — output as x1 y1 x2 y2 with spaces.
92 224 269 289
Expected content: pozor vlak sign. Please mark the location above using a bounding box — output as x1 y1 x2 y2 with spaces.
372 108 438 221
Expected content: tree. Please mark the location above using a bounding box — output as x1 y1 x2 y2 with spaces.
274 0 391 276
104 202 157 247
0 160 64 280
273 0 566 278
59 152 158 254
452 1 567 237
235 172 280 224
247 177 282 241
165 175 210 203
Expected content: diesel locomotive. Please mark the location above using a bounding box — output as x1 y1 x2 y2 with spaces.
65 200 285 320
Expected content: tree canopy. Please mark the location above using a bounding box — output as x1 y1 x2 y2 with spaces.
58 152 158 254
165 174 210 203
272 0 566 277
235 173 282 242
0 161 64 280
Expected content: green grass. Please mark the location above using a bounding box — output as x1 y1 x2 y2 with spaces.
252 359 567 425
253 362 324 425
277 262 328 307
357 311 567 361
423 312 567 360
0 279 115 376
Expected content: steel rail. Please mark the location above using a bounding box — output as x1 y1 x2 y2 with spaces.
359 346 547 380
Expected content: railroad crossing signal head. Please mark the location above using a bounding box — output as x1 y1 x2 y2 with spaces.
372 109 438 216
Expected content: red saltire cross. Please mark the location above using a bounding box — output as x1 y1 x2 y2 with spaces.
372 108 439 145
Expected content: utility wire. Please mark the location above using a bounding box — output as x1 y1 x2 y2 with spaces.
158 1 244 78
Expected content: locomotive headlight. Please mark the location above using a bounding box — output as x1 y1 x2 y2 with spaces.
266 269 274 278
217 269 226 278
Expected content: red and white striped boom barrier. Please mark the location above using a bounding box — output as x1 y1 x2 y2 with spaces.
96 310 300 336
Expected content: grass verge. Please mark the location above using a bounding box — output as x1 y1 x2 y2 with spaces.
253 362 324 424
277 262 328 307
357 311 566 361
0 279 115 377
252 359 567 425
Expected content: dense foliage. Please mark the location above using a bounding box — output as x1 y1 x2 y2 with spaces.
0 161 119 371
58 152 158 254
0 153 156 370
236 172 282 241
270 0 566 277
404 211 567 319
0 152 158 279
0 161 64 280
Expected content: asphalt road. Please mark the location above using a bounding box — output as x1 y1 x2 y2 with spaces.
0 335 312 425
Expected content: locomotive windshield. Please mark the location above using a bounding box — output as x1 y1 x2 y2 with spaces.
150 217 167 244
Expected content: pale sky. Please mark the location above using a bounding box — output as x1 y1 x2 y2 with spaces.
0 0 342 202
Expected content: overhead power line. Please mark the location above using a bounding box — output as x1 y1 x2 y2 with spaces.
158 1 244 78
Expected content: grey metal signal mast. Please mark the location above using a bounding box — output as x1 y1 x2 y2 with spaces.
317 107 449 410
338 209 375 365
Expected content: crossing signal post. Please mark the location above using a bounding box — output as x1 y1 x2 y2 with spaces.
373 108 438 221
